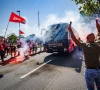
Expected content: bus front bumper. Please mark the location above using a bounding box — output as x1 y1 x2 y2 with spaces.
47 47 68 53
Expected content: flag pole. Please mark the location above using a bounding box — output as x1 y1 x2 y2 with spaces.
16 10 20 38
4 21 10 38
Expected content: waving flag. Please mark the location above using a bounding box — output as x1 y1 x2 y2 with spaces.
20 30 24 34
9 12 26 24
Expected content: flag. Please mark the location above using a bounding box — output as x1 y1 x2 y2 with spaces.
9 12 26 24
20 30 24 34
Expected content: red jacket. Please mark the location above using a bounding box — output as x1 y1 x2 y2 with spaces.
2 43 6 48
0 44 4 51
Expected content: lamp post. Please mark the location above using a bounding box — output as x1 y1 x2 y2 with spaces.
41 28 46 35
16 10 20 38
38 10 40 30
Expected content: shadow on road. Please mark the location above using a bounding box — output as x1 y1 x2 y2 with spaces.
44 49 83 73
0 74 3 78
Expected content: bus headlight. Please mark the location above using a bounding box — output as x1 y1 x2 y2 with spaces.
64 48 67 52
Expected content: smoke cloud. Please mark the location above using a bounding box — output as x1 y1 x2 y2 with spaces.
2 10 98 42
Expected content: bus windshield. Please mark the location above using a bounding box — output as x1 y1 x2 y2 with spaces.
44 23 69 42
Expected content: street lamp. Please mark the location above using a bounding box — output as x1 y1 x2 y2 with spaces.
16 10 20 37
41 28 46 35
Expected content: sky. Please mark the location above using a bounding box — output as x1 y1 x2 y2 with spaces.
0 0 98 41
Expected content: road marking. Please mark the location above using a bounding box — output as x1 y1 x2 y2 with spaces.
20 60 52 79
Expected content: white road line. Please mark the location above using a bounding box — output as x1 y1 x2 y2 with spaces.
20 60 52 79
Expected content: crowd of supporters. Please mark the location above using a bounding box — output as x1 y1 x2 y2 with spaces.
0 38 46 63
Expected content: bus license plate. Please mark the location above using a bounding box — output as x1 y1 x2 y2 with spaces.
53 49 57 51
53 52 58 54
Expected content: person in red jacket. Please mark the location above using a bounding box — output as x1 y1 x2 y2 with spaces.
2 40 6 58
17 38 21 56
0 39 5 62
10 44 16 58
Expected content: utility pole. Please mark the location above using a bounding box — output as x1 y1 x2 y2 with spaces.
38 10 40 31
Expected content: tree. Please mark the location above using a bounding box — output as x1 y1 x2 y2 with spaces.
72 0 100 16
0 36 4 39
7 33 17 43
72 0 100 24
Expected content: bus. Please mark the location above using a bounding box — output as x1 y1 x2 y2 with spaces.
43 23 77 54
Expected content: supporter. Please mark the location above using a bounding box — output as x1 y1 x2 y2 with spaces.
67 19 100 90
17 38 21 56
0 39 5 62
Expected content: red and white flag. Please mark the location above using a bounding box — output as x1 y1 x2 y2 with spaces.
9 12 26 24
20 30 24 34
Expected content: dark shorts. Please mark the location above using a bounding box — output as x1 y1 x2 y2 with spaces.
11 47 16 52
32 47 34 50
30 47 33 50
7 47 10 52
34 47 37 51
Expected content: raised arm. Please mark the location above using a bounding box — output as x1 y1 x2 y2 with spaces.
96 18 100 36
68 21 80 46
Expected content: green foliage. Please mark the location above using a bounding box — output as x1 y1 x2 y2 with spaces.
0 36 4 39
72 0 100 16
72 0 100 25
7 33 17 43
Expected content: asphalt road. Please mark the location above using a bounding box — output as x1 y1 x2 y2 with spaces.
0 48 87 90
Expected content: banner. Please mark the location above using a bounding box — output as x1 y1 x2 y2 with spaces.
20 30 24 34
9 12 26 24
